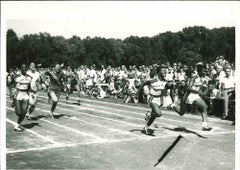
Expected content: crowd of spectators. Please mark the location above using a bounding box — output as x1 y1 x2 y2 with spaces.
7 55 235 120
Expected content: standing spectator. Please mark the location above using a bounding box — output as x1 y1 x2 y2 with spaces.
220 67 235 119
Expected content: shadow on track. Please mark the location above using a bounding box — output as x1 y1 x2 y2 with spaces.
162 127 207 138
53 114 71 119
130 128 155 136
28 115 48 121
21 122 41 129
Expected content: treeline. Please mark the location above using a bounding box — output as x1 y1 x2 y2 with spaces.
7 26 235 70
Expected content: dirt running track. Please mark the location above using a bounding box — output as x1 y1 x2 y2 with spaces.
6 91 235 170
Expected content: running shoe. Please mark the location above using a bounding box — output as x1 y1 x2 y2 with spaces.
48 113 55 119
202 126 212 131
26 114 32 120
142 127 149 135
14 126 24 132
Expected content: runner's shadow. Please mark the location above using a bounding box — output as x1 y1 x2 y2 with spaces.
65 101 81 106
162 127 207 138
130 128 155 136
53 114 71 119
29 115 48 121
21 122 41 129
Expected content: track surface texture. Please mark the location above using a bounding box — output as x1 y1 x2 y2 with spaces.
6 91 235 170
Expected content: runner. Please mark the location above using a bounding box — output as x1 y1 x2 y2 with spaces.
26 62 41 120
72 68 81 104
171 62 212 131
142 66 168 135
13 64 32 131
65 66 74 101
45 64 65 118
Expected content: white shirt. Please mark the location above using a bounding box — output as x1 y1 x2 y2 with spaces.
221 76 235 89
27 70 40 91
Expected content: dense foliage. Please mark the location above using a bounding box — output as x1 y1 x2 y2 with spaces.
7 26 235 70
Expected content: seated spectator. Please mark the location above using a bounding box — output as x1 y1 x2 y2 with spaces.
124 76 138 104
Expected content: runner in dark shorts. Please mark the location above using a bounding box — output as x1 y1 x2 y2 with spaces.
45 64 65 118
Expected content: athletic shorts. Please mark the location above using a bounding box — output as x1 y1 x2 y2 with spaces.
13 90 29 101
148 95 163 107
29 92 38 105
185 93 201 104
48 90 61 102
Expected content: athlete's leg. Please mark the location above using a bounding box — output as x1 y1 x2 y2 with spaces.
144 103 162 134
14 99 29 131
15 100 22 117
171 92 188 116
17 99 29 124
75 84 81 104
26 93 37 119
193 98 212 131
66 83 71 100
49 91 59 118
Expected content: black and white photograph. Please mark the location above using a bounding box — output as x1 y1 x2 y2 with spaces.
1 1 239 170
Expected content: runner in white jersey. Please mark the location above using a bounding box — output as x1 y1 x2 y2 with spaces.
13 64 32 131
26 62 41 119
171 62 212 131
142 66 169 135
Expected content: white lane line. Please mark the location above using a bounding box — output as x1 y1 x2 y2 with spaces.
7 143 75 154
6 92 232 124
6 118 59 145
35 102 142 127
38 91 148 111
6 99 230 135
6 130 235 154
69 117 142 138
36 98 194 128
36 92 233 124
7 107 106 142
5 99 228 135
38 99 217 132
34 102 228 135
35 105 144 138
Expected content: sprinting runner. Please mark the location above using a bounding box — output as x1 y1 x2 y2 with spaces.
65 66 74 101
45 64 65 118
65 66 81 104
25 62 41 120
72 68 81 104
171 62 212 131
143 66 168 135
13 64 32 131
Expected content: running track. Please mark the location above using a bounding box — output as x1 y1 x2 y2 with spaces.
6 91 235 169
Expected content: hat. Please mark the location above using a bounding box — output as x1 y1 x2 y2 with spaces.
195 62 204 66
